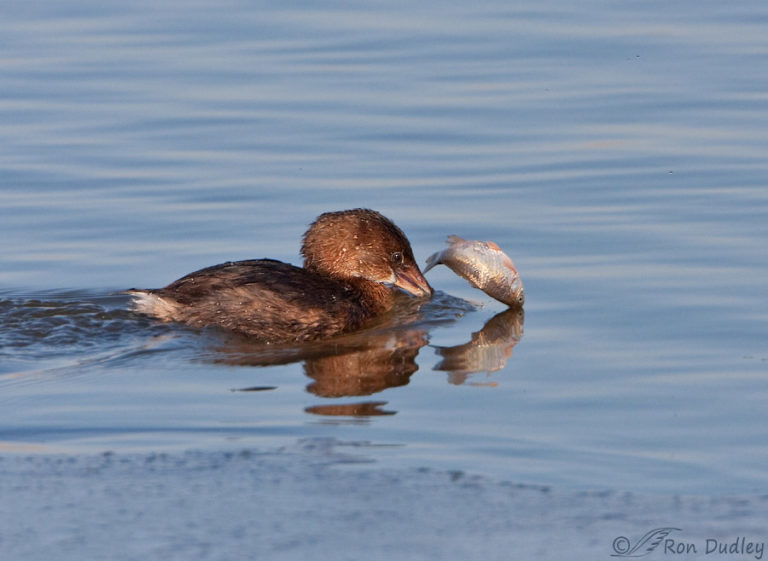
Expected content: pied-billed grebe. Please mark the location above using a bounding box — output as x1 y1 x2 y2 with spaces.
130 209 432 343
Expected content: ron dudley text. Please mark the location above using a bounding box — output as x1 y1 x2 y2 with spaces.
665 537 764 559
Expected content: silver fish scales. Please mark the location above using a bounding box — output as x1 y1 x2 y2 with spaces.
424 236 524 307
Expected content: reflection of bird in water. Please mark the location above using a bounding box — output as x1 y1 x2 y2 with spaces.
212 293 437 417
304 401 395 417
433 307 524 385
220 323 428 419
304 329 427 397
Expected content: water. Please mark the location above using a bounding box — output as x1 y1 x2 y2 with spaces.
2 0 767 494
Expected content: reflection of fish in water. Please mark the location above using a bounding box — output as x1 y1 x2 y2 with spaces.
433 308 524 383
424 236 524 307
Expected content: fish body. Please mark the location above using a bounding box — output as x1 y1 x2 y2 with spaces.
424 236 524 307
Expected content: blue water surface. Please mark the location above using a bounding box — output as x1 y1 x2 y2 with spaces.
1 0 767 494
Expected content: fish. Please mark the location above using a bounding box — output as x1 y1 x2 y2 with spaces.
424 236 524 307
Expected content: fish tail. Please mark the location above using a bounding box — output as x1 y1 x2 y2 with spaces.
423 250 443 273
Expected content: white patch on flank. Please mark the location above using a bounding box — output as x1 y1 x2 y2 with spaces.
129 291 180 321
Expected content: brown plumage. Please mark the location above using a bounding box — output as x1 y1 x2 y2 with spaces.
130 209 432 343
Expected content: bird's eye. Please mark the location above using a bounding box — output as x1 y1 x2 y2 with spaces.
391 251 404 265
